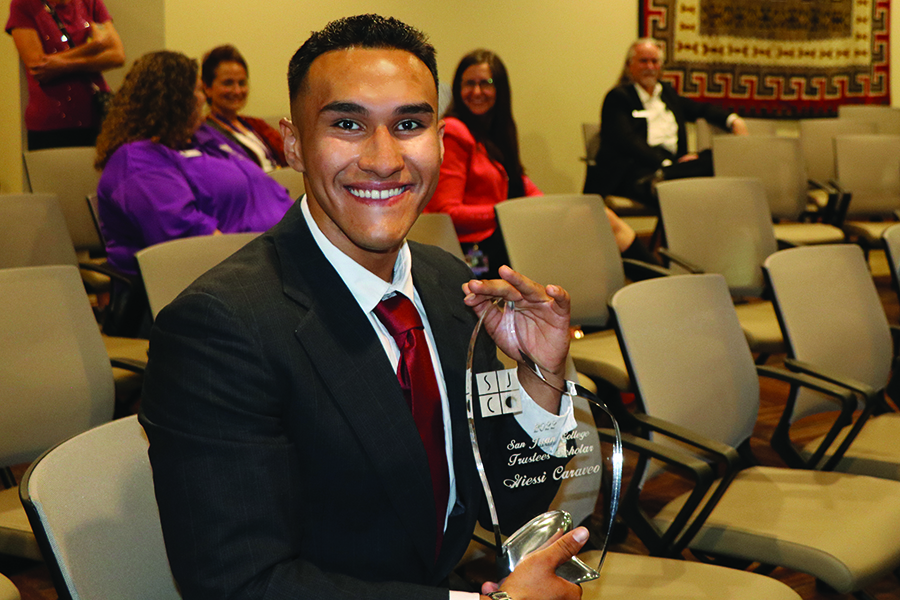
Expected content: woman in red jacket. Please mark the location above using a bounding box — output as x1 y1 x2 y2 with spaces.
426 49 538 278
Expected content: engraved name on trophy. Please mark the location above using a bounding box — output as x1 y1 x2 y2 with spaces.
465 299 623 584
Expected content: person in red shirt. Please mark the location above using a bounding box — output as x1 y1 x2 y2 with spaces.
7 0 124 150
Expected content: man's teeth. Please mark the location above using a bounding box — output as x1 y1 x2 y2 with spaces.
349 187 403 200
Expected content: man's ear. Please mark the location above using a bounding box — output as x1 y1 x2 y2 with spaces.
437 118 445 164
280 117 305 173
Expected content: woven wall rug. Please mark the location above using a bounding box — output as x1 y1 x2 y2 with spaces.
639 0 890 117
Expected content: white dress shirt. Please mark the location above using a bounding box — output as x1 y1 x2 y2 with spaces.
300 198 575 598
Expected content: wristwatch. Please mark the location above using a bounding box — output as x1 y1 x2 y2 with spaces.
487 592 512 600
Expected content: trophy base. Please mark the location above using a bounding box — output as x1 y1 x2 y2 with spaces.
498 510 601 584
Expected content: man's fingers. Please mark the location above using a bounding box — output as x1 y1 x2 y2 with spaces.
544 527 590 569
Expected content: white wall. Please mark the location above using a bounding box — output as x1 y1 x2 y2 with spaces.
164 0 636 194
1 1 898 194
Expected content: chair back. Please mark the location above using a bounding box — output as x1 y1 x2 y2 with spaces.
696 117 777 151
838 105 900 134
0 194 78 269
23 148 103 253
20 415 181 600
582 122 600 164
799 119 877 182
882 223 900 302
834 134 900 217
656 177 778 298
268 168 305 200
712 135 808 220
0 265 113 466
763 244 892 421
407 213 465 261
136 233 259 319
610 274 760 448
495 194 625 328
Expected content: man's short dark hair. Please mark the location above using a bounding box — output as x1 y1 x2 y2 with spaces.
287 14 438 103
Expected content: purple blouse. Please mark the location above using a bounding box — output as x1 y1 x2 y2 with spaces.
97 125 295 276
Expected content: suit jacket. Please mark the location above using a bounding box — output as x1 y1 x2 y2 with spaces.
426 117 541 243
594 82 731 197
140 202 564 599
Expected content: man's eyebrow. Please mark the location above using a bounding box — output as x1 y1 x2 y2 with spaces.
319 101 434 117
395 102 434 116
320 101 368 115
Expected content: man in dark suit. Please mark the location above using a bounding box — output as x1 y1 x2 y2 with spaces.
590 38 748 204
140 14 587 600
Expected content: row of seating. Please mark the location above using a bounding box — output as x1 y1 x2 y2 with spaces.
16 190 900 598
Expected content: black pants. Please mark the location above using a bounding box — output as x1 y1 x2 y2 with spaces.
28 127 99 151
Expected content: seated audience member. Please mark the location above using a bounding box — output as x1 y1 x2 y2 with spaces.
201 44 287 171
140 14 587 600
591 38 748 205
426 49 538 278
427 49 658 277
94 50 293 277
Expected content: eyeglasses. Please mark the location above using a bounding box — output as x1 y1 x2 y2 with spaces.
462 78 494 91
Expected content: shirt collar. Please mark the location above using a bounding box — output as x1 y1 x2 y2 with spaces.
634 81 663 104
300 196 415 313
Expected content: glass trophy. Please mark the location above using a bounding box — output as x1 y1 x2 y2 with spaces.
465 299 623 584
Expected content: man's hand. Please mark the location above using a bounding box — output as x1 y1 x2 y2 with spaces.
731 116 749 136
676 152 699 163
480 527 589 600
463 266 571 412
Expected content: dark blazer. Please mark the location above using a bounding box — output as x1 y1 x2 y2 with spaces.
140 203 563 600
594 82 732 197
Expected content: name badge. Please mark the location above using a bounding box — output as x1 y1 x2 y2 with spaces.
179 149 202 158
632 109 649 118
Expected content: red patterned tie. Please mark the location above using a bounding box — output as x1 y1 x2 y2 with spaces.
374 293 449 558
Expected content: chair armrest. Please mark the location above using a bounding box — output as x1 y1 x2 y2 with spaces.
78 261 135 287
783 358 878 403
109 357 146 374
757 365 857 470
827 179 852 227
597 427 721 557
807 178 842 225
629 413 741 472
622 258 674 281
657 248 704 274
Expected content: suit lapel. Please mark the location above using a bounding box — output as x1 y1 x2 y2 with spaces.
273 211 440 566
410 246 485 573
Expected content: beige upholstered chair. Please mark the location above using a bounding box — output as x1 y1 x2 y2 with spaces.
0 577 18 600
833 134 900 248
695 116 777 151
883 223 900 303
610 272 900 595
712 135 844 246
763 243 900 480
23 147 103 255
838 104 900 134
655 177 784 361
268 167 306 200
0 266 115 560
135 233 259 319
0 193 147 389
799 118 877 184
495 194 668 395
407 212 465 261
20 416 181 599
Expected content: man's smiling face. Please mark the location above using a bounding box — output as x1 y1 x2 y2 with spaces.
283 47 444 279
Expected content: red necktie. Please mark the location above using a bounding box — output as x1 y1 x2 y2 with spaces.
374 293 449 558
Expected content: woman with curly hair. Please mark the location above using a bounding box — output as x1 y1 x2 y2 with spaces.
201 44 286 171
95 50 293 277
